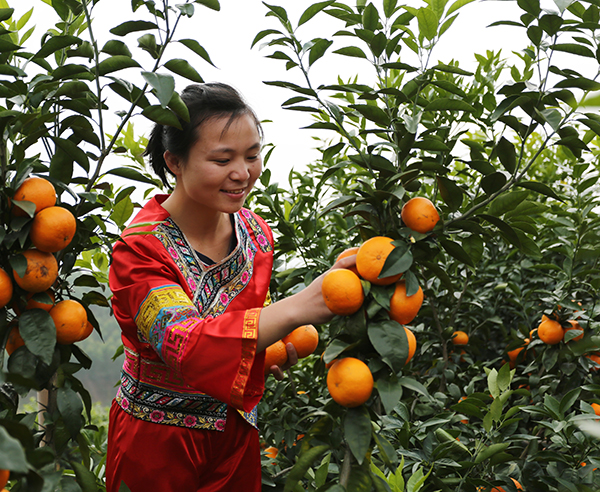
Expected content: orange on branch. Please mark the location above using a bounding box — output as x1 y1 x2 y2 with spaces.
335 246 360 276
507 346 525 369
282 324 319 358
13 249 58 293
451 330 469 346
30 206 76 253
264 446 278 460
0 268 13 309
404 326 417 365
321 269 364 316
79 321 94 342
565 319 584 342
327 357 373 408
0 470 8 490
50 299 88 345
591 403 600 416
355 236 402 285
401 197 440 234
588 353 600 370
538 316 564 345
5 326 24 355
264 340 288 375
389 280 424 325
12 176 56 216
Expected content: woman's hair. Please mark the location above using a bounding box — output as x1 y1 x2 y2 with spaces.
145 83 263 188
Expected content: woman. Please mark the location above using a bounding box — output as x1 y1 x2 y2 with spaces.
106 83 354 491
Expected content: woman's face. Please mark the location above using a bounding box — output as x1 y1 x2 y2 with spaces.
167 113 262 216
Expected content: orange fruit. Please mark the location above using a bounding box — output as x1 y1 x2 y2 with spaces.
404 326 417 364
401 197 440 234
0 470 8 489
26 289 55 311
50 299 88 344
264 446 278 459
588 354 600 370
507 346 525 369
264 340 288 375
336 246 360 276
79 321 94 342
389 280 424 325
321 269 364 316
565 319 583 342
327 357 373 408
282 324 319 358
30 206 77 253
0 268 13 309
321 353 338 369
12 176 56 216
591 403 600 416
537 316 564 345
355 236 402 285
13 249 58 293
451 330 468 346
5 326 24 355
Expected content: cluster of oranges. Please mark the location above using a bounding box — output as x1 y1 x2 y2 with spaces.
263 324 320 374
2 176 93 355
321 197 439 408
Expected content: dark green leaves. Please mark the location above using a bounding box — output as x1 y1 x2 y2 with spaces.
344 406 372 464
141 72 174 108
19 309 56 365
110 20 158 36
163 59 204 83
178 39 216 67
0 427 29 473
57 387 83 438
368 320 411 371
98 56 141 76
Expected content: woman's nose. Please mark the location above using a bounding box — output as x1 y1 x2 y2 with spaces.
231 158 251 181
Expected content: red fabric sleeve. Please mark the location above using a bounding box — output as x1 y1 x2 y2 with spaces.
109 233 266 412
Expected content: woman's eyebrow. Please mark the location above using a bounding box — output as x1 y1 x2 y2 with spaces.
208 142 262 154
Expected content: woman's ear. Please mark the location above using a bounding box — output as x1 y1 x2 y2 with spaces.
163 151 181 176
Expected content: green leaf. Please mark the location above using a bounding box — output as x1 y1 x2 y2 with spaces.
178 39 216 67
555 77 600 91
138 33 159 58
0 38 21 53
344 406 372 464
447 0 475 16
398 376 430 397
369 321 411 371
362 2 380 31
299 0 336 25
57 387 83 438
283 445 330 492
98 56 141 76
333 46 368 59
110 196 135 229
437 176 463 212
109 20 158 36
195 0 220 10
497 360 513 392
104 167 161 186
19 309 56 365
72 461 100 492
141 72 175 108
551 43 595 58
163 58 204 83
379 242 412 278
349 104 390 126
439 237 474 266
432 64 473 75
308 38 333 66
495 136 517 174
488 190 529 217
417 7 438 41
142 105 182 129
35 35 80 58
0 8 13 22
423 98 475 112
540 13 563 35
559 387 581 415
474 442 510 464
377 376 403 414
481 171 507 195
51 136 89 172
0 426 29 472
101 40 133 57
487 368 499 398
516 181 562 201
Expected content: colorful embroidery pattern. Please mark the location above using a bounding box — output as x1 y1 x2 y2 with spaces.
231 308 260 409
241 208 272 252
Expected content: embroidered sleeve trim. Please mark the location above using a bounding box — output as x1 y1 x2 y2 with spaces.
230 307 261 409
240 209 272 252
135 285 199 372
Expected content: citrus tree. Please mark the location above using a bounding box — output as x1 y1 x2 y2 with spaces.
250 0 600 491
0 0 218 490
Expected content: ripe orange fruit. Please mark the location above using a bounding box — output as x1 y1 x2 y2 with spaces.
0 268 13 309
565 319 584 342
0 469 8 489
30 206 77 253
537 316 564 345
282 324 319 359
50 299 88 344
264 446 278 459
5 326 25 355
588 354 600 370
12 176 56 216
13 249 58 293
404 326 417 364
355 236 402 285
389 280 424 325
591 403 600 416
327 357 373 408
79 321 94 342
264 340 288 375
507 346 525 369
336 246 360 276
451 330 468 346
321 268 364 316
401 197 440 234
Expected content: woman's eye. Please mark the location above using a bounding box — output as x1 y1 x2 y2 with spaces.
214 159 229 164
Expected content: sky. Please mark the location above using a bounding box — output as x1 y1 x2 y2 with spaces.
11 0 529 187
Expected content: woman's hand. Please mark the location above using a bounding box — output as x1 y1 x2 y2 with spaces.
267 342 299 380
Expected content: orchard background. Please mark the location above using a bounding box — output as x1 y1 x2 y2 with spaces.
2 0 600 491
